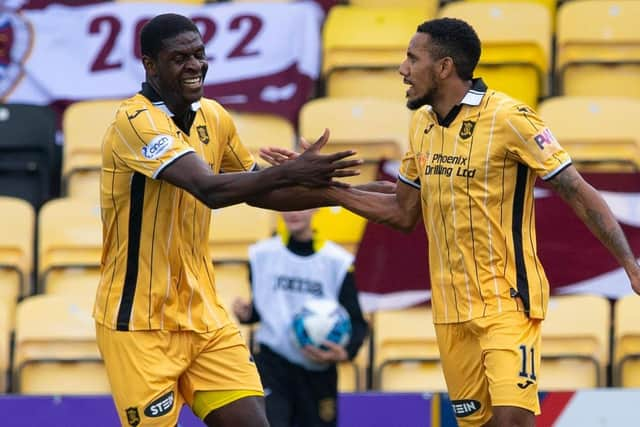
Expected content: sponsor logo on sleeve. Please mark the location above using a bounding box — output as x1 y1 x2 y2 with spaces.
144 390 175 418
533 128 557 150
451 399 481 418
141 135 173 159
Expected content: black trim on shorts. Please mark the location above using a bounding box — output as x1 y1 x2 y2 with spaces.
117 172 146 330
512 163 530 312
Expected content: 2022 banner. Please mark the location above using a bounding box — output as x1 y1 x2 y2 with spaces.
0 1 323 121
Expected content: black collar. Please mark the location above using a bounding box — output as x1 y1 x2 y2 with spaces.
139 82 201 134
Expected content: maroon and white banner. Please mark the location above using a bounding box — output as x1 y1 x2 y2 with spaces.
355 164 640 312
0 1 323 121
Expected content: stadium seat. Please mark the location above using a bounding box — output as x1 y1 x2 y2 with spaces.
209 204 275 263
372 306 446 392
556 0 640 98
38 199 102 293
322 6 424 82
299 98 409 185
614 295 640 387
229 111 296 168
62 99 121 199
326 68 406 101
438 2 551 107
212 262 253 346
0 299 10 393
538 97 640 172
0 104 57 208
0 196 34 298
276 206 367 255
13 294 109 394
539 294 610 390
348 0 439 22
45 268 100 297
465 0 557 26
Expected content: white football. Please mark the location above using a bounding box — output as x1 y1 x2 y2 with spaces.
291 298 352 350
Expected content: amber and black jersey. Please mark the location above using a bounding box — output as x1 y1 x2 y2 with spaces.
399 79 572 324
94 84 255 332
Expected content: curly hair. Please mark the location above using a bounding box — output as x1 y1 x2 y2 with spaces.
417 18 481 80
140 14 201 59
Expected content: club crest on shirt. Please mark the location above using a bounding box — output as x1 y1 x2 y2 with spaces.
417 152 429 168
125 407 140 426
318 397 336 422
197 125 210 144
459 120 476 139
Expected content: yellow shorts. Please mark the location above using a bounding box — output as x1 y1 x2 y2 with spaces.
96 322 263 426
435 311 541 427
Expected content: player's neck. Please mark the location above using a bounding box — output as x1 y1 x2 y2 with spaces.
290 228 313 242
146 79 191 117
432 79 473 120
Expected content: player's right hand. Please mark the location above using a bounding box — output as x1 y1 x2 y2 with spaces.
282 129 362 188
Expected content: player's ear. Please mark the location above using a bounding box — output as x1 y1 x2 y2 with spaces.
142 55 157 77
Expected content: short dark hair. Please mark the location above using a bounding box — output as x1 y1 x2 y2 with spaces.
140 13 201 58
417 18 481 81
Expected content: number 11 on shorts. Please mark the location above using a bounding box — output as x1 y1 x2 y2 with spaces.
517 345 536 388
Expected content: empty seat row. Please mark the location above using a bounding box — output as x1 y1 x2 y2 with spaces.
323 1 640 106
5 293 640 394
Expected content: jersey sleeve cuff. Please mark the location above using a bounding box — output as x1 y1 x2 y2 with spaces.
151 148 196 179
541 160 572 181
398 173 421 189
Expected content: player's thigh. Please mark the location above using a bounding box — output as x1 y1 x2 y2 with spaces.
202 395 268 427
479 311 541 417
181 323 263 422
435 322 492 426
95 323 186 426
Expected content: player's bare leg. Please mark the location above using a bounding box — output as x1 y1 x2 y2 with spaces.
203 396 269 427
483 406 535 427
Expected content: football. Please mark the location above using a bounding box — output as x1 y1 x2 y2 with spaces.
291 298 352 351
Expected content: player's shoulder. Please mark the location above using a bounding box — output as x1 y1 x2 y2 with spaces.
114 93 156 125
485 89 538 118
199 97 231 118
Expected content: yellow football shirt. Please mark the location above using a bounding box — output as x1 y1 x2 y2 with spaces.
399 79 571 324
95 85 255 332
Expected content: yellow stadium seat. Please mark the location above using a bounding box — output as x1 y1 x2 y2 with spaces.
13 294 109 394
348 0 439 20
438 2 552 106
557 0 640 98
213 262 253 346
326 69 406 101
0 196 34 297
62 99 121 199
229 111 295 168
614 295 640 387
373 307 446 392
0 299 10 392
466 0 557 26
299 97 409 185
322 6 424 76
38 199 102 293
209 204 275 263
540 294 610 390
538 97 640 172
45 268 100 297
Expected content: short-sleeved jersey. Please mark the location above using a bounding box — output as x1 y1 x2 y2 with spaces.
399 79 571 324
94 84 256 332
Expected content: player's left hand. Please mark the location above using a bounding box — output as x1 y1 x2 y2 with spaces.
302 341 348 363
259 137 313 166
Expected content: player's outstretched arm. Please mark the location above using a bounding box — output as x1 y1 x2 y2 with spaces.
548 166 640 295
158 129 362 209
248 179 422 233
